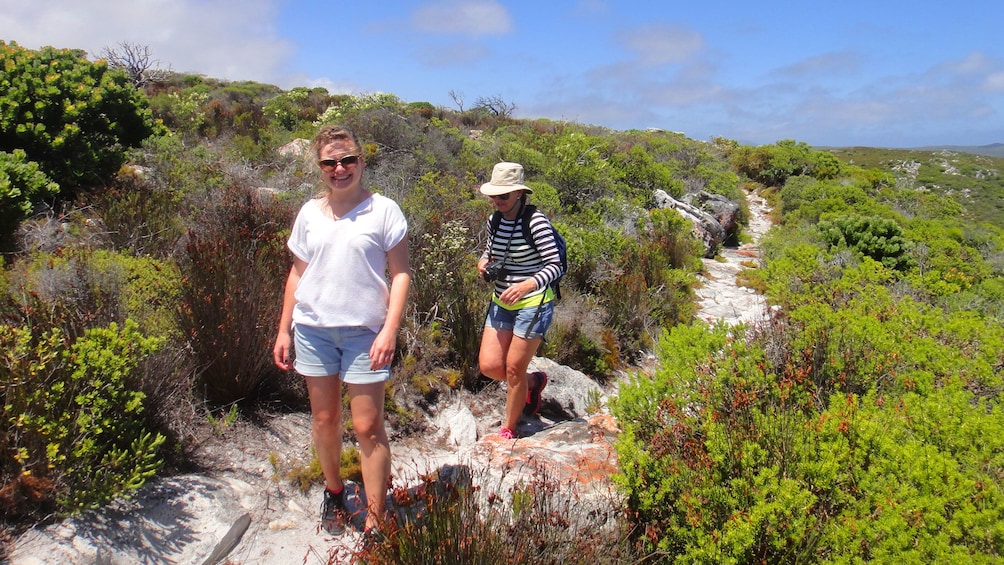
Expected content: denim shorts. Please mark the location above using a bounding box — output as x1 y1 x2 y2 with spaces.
484 300 554 339
293 325 389 384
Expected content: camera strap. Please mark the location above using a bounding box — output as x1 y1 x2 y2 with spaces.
488 199 524 264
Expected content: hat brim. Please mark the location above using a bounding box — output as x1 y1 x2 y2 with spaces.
480 182 532 196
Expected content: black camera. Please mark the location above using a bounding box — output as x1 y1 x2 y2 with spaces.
483 259 507 282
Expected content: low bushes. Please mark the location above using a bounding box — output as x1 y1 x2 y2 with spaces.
1 320 165 516
613 262 1004 563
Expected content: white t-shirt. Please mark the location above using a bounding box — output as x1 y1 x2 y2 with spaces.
287 193 408 330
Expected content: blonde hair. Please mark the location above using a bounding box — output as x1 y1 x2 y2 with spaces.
309 125 362 160
310 126 364 197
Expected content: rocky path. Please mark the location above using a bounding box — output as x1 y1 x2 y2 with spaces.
8 191 773 565
694 188 772 326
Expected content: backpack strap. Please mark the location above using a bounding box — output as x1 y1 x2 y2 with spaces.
488 210 503 240
491 205 536 240
487 200 525 261
520 205 538 251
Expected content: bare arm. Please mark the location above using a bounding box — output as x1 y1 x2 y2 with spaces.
273 257 307 371
370 235 411 370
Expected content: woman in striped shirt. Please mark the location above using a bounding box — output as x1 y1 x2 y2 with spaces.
476 162 563 440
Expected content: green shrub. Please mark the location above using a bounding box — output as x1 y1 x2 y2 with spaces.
263 86 334 132
0 149 59 244
904 219 993 298
87 250 182 339
407 216 486 388
779 176 871 222
814 386 1004 563
542 292 619 379
1 320 165 515
613 263 1004 563
540 131 616 209
614 313 1004 563
86 166 187 257
608 144 680 203
148 89 209 137
599 208 699 358
315 93 404 127
3 248 180 339
0 41 158 198
817 214 914 271
730 140 834 188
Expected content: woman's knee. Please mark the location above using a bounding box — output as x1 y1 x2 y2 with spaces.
479 354 505 380
311 414 340 444
504 367 527 387
480 364 505 381
352 415 387 445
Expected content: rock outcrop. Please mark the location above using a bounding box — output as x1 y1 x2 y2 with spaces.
654 189 741 258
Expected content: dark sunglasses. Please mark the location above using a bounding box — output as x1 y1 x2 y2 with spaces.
488 193 513 201
318 155 360 170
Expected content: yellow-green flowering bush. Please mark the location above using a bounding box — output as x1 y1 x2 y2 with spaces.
1 320 165 515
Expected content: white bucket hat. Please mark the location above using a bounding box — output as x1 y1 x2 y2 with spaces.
480 162 533 196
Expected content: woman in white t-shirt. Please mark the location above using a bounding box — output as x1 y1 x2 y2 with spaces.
273 125 410 539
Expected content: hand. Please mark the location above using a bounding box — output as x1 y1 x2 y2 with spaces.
369 328 397 370
273 333 293 371
497 279 537 305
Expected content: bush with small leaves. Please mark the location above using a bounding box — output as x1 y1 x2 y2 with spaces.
3 247 181 340
614 311 1004 563
314 93 404 128
730 139 830 187
613 252 1004 563
86 166 187 257
0 149 59 245
1 320 165 515
0 41 158 199
600 208 700 359
407 215 485 388
817 214 914 271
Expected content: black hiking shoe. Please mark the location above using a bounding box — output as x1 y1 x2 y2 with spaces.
320 488 348 535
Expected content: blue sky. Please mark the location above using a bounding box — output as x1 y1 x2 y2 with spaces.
2 0 1003 147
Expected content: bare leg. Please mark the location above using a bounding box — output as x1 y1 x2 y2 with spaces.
478 326 512 382
502 335 542 432
347 381 391 530
305 375 344 492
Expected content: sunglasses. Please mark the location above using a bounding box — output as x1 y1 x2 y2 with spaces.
488 193 513 201
318 155 360 170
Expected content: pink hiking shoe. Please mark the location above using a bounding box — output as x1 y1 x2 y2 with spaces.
524 371 548 416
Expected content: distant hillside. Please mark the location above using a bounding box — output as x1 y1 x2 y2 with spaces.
910 143 1004 158
827 146 1004 227
819 143 1004 158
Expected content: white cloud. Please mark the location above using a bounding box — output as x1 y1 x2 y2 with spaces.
771 51 862 79
616 23 703 66
985 72 1004 92
412 0 512 36
0 0 296 86
951 51 993 75
416 41 491 67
